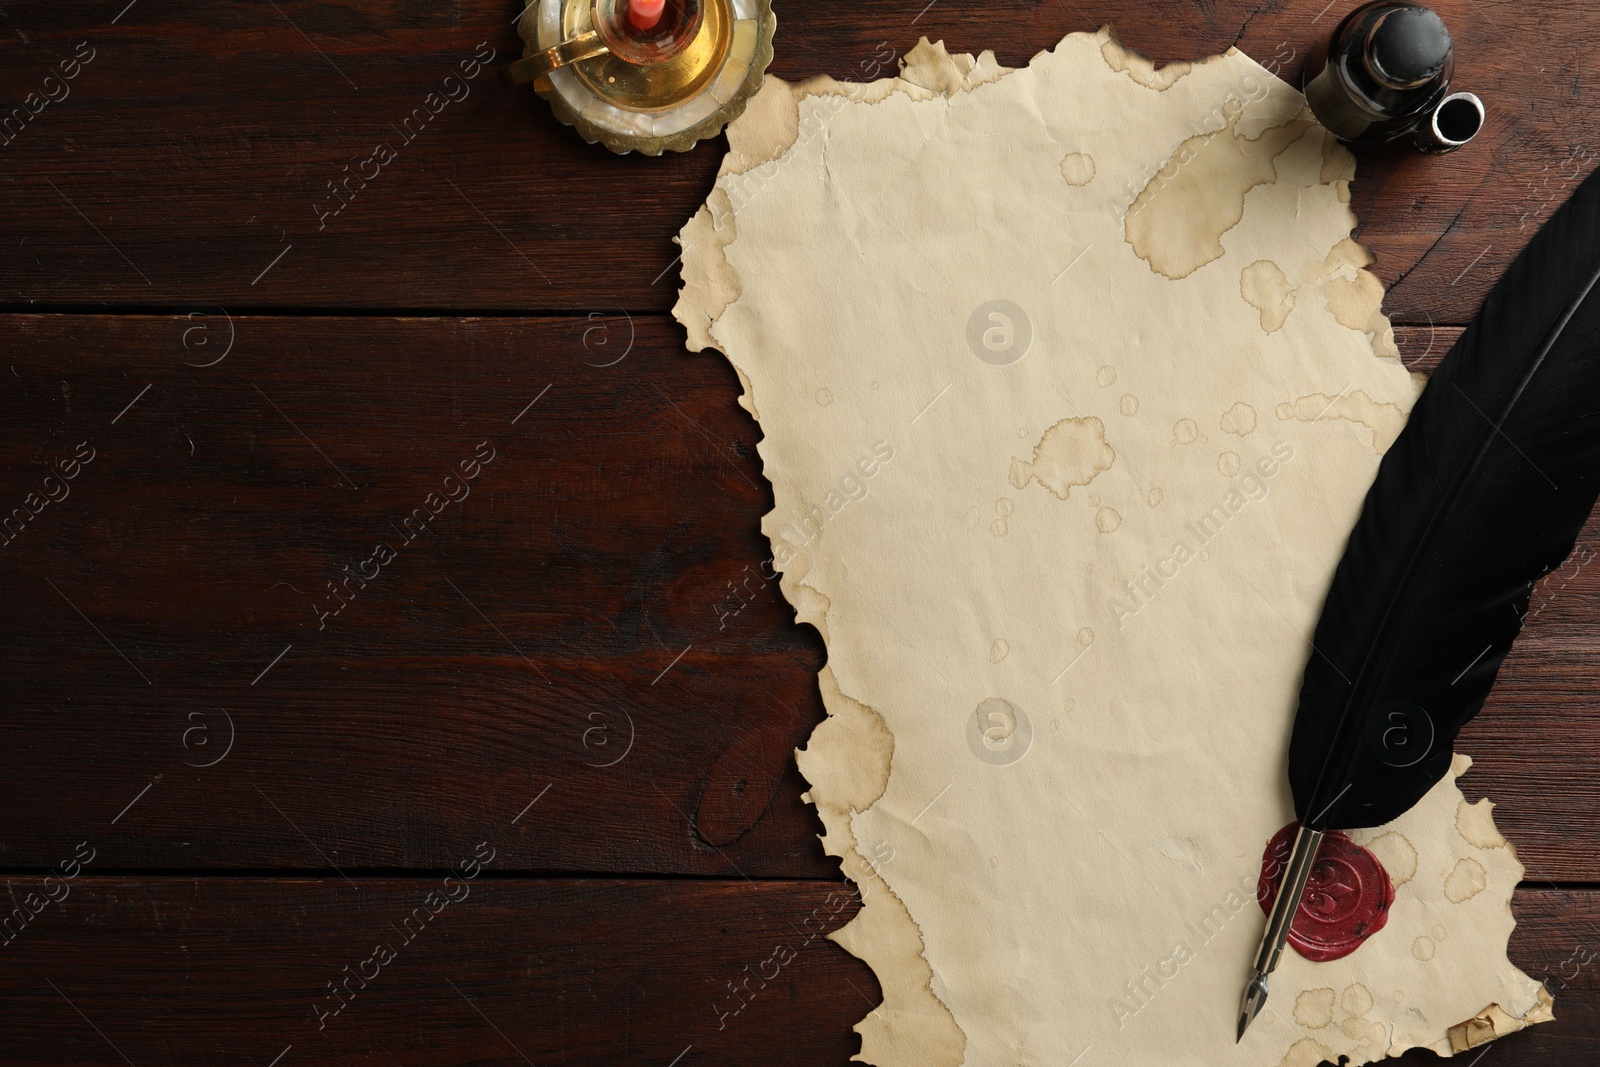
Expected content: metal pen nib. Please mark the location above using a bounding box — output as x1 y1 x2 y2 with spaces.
1237 825 1325 1042
1237 973 1270 1042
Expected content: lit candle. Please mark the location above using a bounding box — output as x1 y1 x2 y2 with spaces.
628 0 665 31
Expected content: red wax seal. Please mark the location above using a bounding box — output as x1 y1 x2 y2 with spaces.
1257 821 1395 962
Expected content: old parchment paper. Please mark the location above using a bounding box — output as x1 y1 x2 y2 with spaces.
675 30 1554 1066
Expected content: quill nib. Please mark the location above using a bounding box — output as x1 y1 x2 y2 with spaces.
1235 825 1325 1042
1237 973 1270 1042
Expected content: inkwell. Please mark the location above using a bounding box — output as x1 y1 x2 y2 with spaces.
1304 1 1483 153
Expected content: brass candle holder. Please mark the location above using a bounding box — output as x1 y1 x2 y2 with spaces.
504 0 776 156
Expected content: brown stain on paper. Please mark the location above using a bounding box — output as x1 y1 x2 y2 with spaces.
1322 263 1386 331
1010 417 1116 500
1278 1037 1334 1067
1220 401 1258 437
674 188 742 355
895 38 1008 96
1099 34 1193 91
1445 856 1489 903
1236 233 1401 361
1365 831 1419 887
799 666 895 819
1126 113 1314 280
1457 797 1510 849
1241 259 1296 332
1339 989 1386 1046
1276 389 1406 454
1342 982 1374 1020
1317 238 1403 361
1061 152 1096 186
1320 130 1357 184
1295 987 1336 1029
1448 990 1556 1052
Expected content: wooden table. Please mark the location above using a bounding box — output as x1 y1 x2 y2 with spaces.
2 1 1596 1063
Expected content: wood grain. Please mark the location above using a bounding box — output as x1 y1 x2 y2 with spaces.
1 877 1595 1066
0 0 1589 320
0 877 875 1066
0 313 831 876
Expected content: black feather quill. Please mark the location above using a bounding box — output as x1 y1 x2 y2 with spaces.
1290 166 1600 832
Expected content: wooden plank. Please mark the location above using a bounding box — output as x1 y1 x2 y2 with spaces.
3 317 1600 881
0 1 1587 320
0 876 1595 1065
0 877 875 1066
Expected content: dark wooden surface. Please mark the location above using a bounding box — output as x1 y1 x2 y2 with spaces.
2 1 1597 1064
0 878 876 1066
